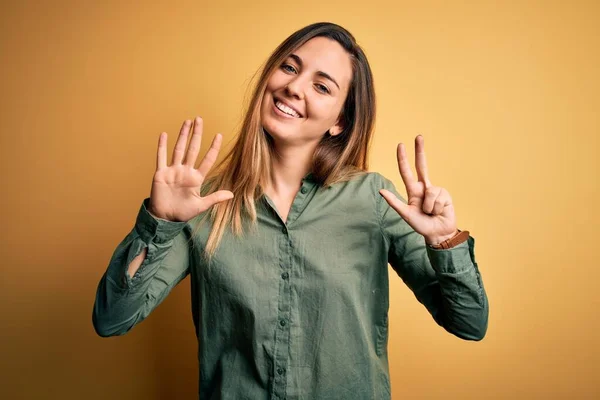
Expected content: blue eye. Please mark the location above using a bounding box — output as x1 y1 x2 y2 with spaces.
315 84 330 94
281 64 297 73
281 63 330 94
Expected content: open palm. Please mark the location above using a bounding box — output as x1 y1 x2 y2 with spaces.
148 117 233 222
379 135 458 246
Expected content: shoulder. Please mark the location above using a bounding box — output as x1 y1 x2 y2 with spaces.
324 171 396 209
364 171 400 195
344 171 395 191
325 170 397 193
349 172 404 221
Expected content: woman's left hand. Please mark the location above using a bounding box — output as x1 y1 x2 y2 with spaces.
379 135 458 246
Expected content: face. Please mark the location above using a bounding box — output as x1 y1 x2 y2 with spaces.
260 36 353 147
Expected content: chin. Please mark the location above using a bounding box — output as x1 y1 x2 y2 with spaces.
262 120 292 143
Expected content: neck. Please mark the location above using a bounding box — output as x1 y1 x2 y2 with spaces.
267 142 315 197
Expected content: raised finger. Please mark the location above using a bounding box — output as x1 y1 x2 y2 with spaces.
197 133 224 178
183 116 203 167
397 143 416 191
415 135 432 187
156 132 168 170
172 119 192 165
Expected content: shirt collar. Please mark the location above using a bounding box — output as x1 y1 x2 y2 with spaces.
303 172 317 183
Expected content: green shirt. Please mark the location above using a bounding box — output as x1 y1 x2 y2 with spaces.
92 171 489 400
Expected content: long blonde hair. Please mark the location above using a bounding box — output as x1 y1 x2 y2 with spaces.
193 22 377 260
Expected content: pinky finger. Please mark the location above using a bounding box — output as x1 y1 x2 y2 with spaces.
157 132 167 170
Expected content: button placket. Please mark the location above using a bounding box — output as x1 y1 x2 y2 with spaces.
272 224 292 399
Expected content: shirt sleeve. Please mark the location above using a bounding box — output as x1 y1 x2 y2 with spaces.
92 197 192 337
375 173 489 341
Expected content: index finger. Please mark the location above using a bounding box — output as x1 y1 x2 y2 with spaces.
196 133 224 178
397 142 415 189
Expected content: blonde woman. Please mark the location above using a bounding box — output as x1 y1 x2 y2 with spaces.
93 22 488 400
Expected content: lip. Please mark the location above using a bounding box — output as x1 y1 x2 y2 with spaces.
273 97 303 118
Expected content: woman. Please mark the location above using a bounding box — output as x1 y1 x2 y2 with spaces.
93 22 489 399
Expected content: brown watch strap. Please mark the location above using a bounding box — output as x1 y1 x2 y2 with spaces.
428 229 470 249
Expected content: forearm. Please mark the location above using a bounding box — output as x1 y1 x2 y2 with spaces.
93 233 153 337
127 247 147 279
92 198 190 337
425 236 489 340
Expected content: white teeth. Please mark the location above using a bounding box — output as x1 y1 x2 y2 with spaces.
275 100 300 118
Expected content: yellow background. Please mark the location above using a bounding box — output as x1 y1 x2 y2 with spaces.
1 0 598 398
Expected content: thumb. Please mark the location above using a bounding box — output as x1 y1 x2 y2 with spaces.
379 189 410 220
201 190 234 208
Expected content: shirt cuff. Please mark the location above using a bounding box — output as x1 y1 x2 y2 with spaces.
425 235 475 274
134 198 188 244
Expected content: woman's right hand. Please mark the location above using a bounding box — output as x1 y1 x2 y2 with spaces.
148 117 233 222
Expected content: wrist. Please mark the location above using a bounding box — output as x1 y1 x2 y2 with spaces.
426 229 470 250
425 230 459 246
147 202 168 220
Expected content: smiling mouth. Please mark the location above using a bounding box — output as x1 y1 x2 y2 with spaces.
273 97 302 118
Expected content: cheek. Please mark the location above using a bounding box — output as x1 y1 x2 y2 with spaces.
266 70 288 90
307 97 341 122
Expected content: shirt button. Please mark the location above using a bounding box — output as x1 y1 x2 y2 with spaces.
277 367 285 375
281 272 289 280
280 319 287 327
300 186 308 194
281 226 287 234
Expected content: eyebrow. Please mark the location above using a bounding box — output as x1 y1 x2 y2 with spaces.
288 54 341 90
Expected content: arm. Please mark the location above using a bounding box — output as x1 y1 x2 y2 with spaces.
92 197 191 337
377 174 489 341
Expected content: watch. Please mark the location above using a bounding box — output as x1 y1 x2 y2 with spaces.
428 229 470 249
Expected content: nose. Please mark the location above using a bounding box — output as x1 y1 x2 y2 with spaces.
284 77 305 100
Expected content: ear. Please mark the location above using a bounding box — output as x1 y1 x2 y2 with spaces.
329 115 345 137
